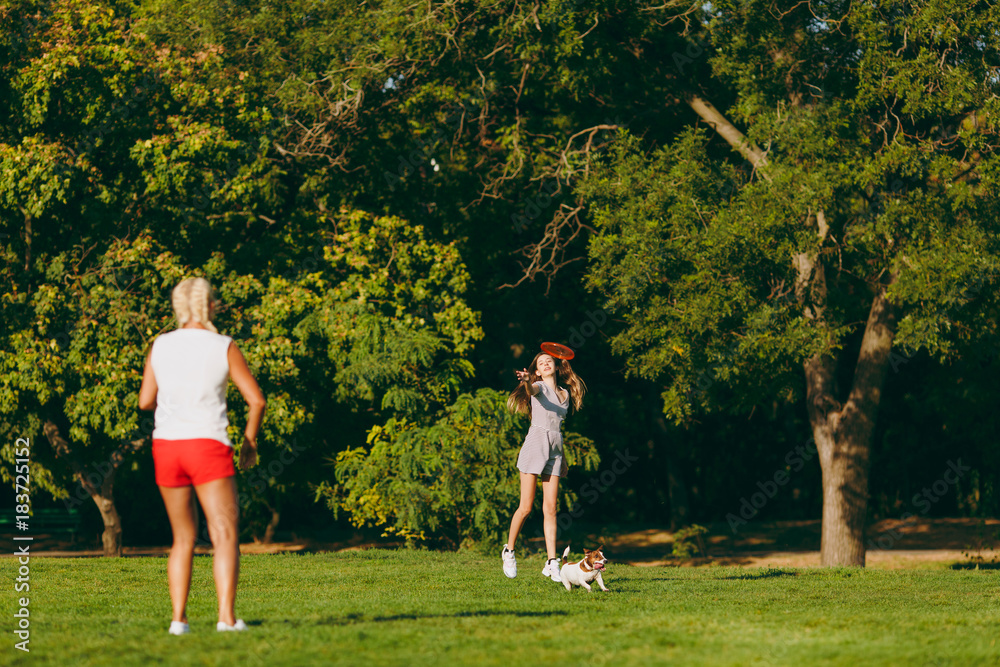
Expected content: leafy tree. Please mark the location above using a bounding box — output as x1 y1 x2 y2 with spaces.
324 388 599 548
1 236 190 554
0 206 482 553
215 209 484 542
582 1 1000 565
0 0 278 553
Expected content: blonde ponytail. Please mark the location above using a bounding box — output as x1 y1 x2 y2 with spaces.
171 277 218 332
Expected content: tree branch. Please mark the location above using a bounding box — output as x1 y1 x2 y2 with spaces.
840 276 898 431
43 420 97 497
685 94 772 181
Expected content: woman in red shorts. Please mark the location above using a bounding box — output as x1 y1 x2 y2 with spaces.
138 277 265 635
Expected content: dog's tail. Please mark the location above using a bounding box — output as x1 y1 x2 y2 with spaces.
561 545 571 564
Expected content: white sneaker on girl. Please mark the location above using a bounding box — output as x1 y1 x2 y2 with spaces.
168 621 190 635
217 619 247 632
502 545 517 578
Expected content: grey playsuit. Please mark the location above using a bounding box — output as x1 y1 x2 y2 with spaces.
515 381 569 477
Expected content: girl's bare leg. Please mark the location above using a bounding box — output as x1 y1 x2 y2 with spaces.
505 472 537 549
194 476 240 626
159 486 197 624
540 474 560 560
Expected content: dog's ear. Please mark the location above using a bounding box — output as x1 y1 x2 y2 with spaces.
597 544 604 552
583 548 591 554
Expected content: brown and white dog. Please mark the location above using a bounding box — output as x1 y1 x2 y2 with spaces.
559 545 609 592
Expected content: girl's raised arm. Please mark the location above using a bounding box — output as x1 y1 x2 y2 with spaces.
514 369 540 396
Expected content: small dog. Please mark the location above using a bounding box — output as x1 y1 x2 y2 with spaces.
559 545 609 592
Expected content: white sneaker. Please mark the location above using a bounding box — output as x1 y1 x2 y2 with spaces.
502 545 517 578
168 621 189 635
542 558 562 583
217 619 247 632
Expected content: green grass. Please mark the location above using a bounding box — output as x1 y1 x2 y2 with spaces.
5 550 1000 665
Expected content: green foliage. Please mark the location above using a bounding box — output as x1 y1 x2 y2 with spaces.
8 0 1000 543
324 389 599 548
583 1 1000 423
311 210 482 416
0 235 187 496
582 129 824 421
671 523 708 559
0 205 482 538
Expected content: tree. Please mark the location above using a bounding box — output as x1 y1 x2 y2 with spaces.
0 0 485 552
582 1 1000 565
219 209 484 543
0 0 183 554
324 388 599 548
1 236 188 555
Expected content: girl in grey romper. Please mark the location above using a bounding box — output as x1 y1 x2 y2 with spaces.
501 351 586 582
516 380 569 477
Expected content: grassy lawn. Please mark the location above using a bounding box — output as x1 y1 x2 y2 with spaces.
5 549 999 666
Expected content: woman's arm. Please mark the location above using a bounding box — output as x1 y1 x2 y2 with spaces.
138 352 158 411
514 369 540 396
228 343 266 469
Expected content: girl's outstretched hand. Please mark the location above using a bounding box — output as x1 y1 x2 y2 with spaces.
515 368 531 382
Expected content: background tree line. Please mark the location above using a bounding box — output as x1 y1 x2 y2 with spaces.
2 0 998 565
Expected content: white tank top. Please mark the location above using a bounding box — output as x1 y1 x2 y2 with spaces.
150 329 233 446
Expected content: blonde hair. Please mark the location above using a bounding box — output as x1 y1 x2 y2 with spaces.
171 277 218 332
507 352 587 416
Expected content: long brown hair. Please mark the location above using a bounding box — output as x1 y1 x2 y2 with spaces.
506 352 586 417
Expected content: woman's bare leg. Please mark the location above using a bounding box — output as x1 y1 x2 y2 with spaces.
159 485 197 624
540 474 560 560
505 472 537 550
194 476 240 626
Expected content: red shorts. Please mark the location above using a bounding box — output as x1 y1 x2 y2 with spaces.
152 438 236 487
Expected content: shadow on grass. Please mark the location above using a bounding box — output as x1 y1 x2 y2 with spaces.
298 610 570 626
950 561 1000 570
720 569 798 580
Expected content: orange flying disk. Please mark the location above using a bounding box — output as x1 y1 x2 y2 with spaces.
540 342 575 360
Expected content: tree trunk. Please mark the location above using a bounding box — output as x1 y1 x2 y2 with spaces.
803 285 897 566
685 95 771 179
262 504 281 544
43 420 144 558
92 485 124 557
816 425 869 566
688 94 901 566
